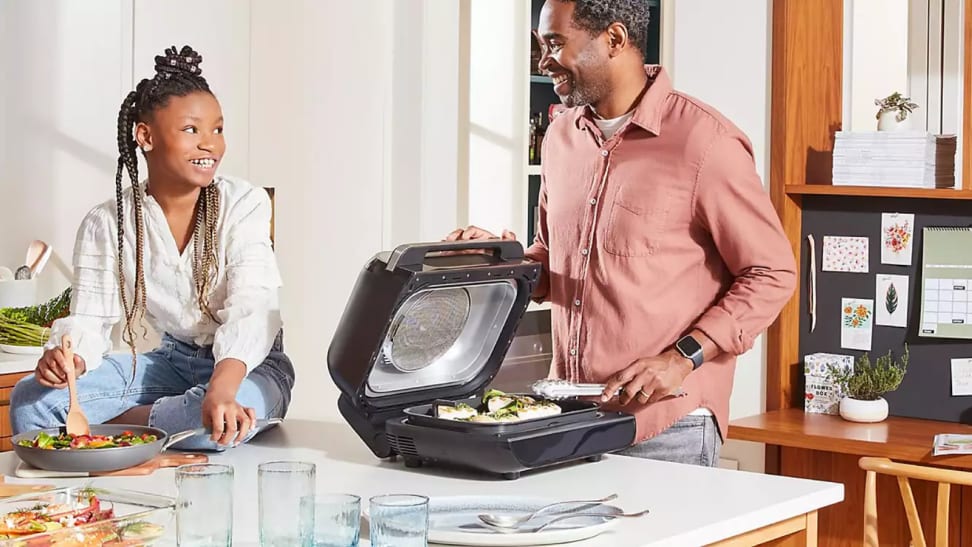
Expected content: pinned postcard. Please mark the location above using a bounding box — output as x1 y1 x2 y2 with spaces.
822 236 869 273
840 298 873 351
951 358 972 396
875 274 909 328
881 213 915 266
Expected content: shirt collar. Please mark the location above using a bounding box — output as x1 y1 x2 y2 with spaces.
573 65 672 136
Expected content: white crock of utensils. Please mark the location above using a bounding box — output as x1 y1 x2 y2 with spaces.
26 240 52 277
477 493 618 529
62 334 91 437
531 379 687 400
484 509 651 534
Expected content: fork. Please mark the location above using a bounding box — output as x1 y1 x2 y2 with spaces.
483 509 651 534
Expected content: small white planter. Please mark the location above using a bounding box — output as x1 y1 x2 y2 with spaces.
839 396 889 423
877 110 910 131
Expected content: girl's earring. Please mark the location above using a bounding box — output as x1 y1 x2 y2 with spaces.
142 145 153 152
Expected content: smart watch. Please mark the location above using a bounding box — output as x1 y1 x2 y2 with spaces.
675 334 704 370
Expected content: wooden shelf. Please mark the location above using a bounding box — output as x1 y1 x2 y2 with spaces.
729 409 972 470
784 184 972 200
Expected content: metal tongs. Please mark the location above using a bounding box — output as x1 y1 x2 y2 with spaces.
531 379 687 400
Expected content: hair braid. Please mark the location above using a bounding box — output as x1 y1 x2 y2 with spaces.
113 45 218 375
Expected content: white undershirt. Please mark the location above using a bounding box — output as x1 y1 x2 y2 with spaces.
593 111 635 140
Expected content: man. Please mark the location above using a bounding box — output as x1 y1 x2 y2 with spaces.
447 0 795 466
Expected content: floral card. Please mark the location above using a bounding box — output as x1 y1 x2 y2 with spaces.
881 213 915 266
840 297 873 351
875 274 909 328
822 236 869 273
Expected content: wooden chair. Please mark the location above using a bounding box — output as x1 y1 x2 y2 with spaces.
859 457 972 546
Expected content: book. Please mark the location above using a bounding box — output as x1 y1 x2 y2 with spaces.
932 433 972 456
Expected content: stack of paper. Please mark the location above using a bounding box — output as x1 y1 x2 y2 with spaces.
832 131 956 188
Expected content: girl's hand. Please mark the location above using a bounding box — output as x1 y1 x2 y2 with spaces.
201 387 257 446
35 347 86 389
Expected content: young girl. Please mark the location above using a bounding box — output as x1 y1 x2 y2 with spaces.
10 45 294 450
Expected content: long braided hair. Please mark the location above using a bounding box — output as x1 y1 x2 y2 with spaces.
114 45 221 367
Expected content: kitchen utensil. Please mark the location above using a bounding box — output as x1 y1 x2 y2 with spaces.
0 267 13 282
15 452 208 478
12 418 281 473
329 240 637 480
477 493 618 529
423 495 622 546
485 509 651 534
14 266 31 280
62 334 90 437
531 379 687 400
26 240 52 277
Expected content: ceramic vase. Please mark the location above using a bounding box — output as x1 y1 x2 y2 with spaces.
839 396 889 423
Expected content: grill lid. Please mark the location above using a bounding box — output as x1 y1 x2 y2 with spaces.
328 240 541 413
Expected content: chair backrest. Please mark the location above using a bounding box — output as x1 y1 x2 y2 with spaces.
859 457 972 546
264 187 275 248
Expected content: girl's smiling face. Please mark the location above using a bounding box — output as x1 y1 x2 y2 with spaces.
136 91 225 189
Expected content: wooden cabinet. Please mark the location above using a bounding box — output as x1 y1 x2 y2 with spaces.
0 370 30 451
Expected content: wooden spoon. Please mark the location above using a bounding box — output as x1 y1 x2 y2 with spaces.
62 334 90 437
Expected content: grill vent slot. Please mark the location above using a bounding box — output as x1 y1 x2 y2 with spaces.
387 433 418 456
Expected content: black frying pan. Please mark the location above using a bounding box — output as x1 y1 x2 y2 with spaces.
12 419 281 472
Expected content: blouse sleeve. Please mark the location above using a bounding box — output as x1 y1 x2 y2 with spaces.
212 187 284 374
46 207 121 373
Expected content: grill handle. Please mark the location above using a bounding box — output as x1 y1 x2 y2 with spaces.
385 240 525 271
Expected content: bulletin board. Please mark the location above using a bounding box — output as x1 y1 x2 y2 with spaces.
799 195 972 424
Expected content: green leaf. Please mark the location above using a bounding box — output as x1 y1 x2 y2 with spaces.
886 283 898 315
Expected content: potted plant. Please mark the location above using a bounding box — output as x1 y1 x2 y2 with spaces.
827 345 909 423
874 92 919 131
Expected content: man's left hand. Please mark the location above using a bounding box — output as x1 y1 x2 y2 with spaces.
601 350 694 406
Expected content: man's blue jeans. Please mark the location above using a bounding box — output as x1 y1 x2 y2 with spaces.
10 331 295 451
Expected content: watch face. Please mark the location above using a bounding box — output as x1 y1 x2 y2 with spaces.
678 336 702 356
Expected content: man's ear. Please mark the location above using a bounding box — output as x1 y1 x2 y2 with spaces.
135 122 153 152
605 23 630 57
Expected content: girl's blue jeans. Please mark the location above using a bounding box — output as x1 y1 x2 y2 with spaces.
10 331 295 451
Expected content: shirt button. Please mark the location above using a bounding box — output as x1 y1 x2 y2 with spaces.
569 348 577 356
589 198 597 205
600 150 608 157
580 248 589 256
574 299 581 306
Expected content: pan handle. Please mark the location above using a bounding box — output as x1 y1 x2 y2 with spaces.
385 240 525 272
160 418 284 451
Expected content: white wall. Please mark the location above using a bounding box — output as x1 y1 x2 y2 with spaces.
670 0 773 473
0 0 462 424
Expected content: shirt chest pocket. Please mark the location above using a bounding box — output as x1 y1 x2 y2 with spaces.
601 184 674 257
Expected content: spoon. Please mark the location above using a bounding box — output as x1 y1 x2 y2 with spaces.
62 334 91 437
483 509 651 534
478 493 617 529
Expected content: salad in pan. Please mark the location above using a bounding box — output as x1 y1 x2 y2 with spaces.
435 389 562 423
16 431 158 451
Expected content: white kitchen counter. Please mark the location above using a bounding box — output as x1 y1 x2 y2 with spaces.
0 350 37 375
0 419 843 546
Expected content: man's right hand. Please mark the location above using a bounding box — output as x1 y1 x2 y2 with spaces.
35 347 86 389
445 225 517 243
